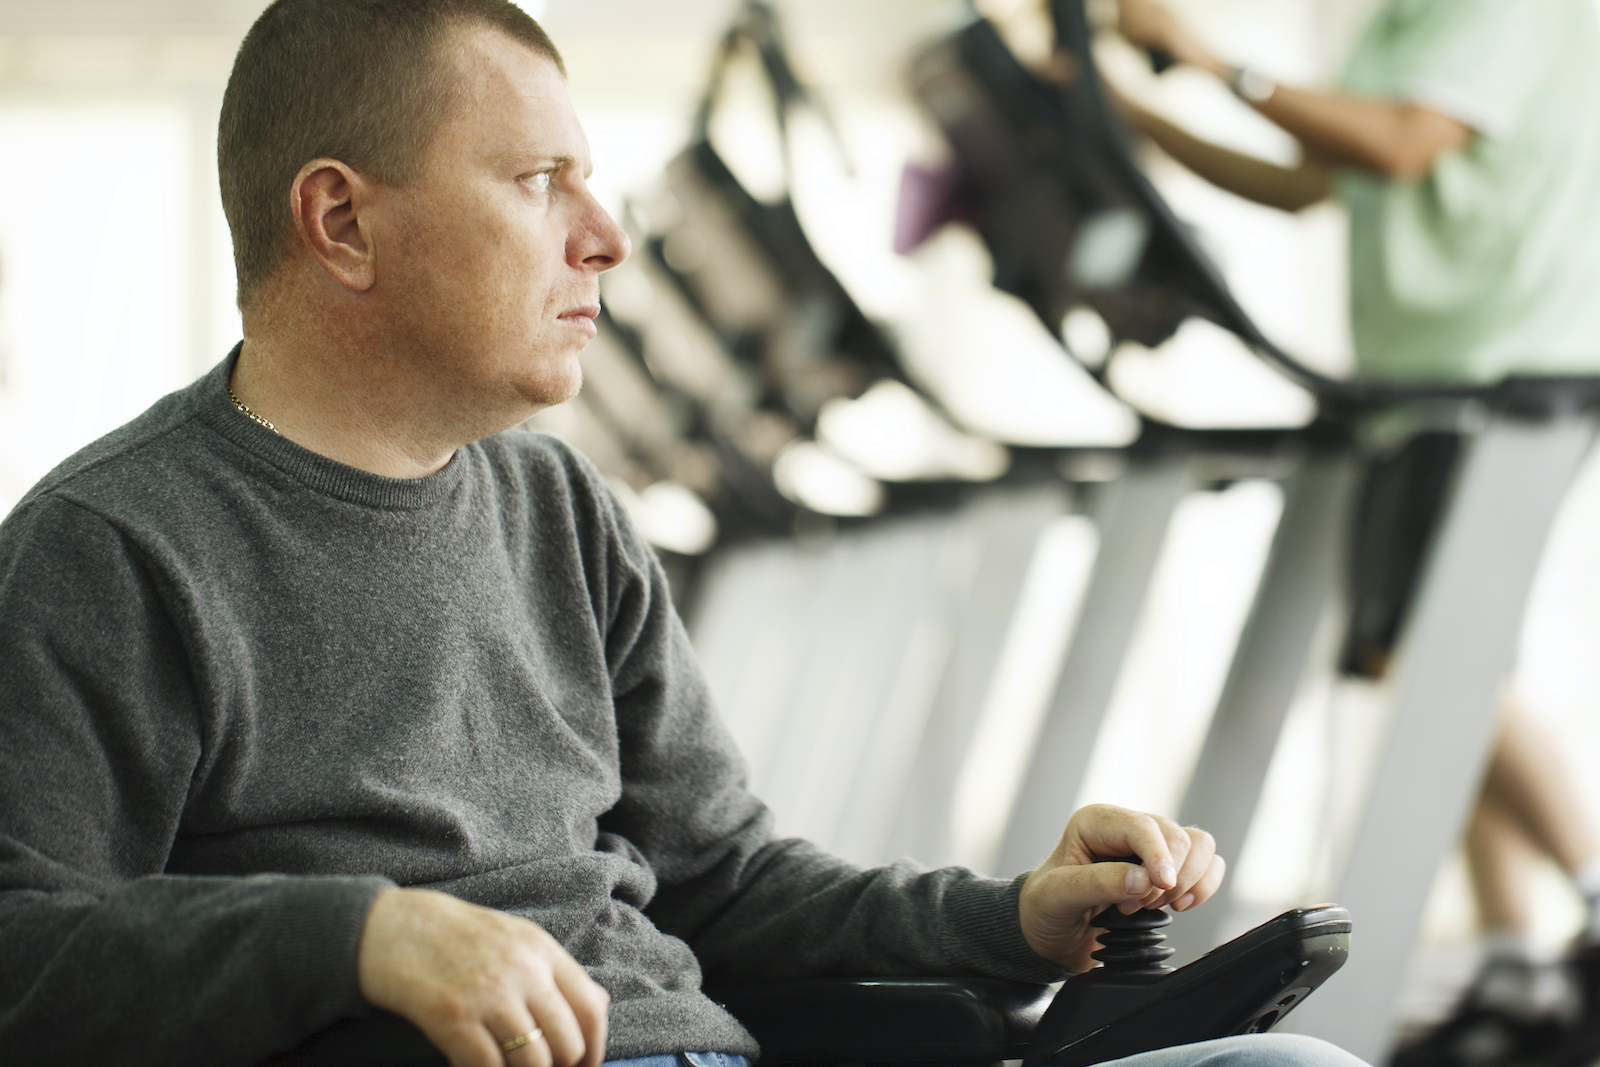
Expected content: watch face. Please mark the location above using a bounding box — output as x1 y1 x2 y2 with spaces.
1237 67 1276 103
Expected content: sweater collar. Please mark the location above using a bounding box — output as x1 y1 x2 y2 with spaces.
197 346 469 510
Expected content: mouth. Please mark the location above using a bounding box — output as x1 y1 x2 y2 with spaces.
557 303 600 341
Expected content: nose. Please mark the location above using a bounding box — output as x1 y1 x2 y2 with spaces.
573 192 631 274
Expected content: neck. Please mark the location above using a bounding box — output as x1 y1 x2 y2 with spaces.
230 337 463 479
230 275 524 479
231 273 554 478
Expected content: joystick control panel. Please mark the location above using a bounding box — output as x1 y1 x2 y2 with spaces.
1023 901 1351 1067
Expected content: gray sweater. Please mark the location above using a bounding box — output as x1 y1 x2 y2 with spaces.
0 354 1065 1066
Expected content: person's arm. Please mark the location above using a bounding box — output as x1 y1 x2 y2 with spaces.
0 489 611 1067
1110 84 1332 211
581 459 1222 981
0 494 395 1066
1241 85 1472 182
1117 0 1473 181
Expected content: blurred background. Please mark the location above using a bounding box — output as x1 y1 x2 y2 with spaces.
3 0 1600 1052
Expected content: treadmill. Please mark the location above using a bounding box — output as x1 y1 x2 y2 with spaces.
906 2 1600 1059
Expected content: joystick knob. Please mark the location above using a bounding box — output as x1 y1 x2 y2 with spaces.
1090 905 1174 975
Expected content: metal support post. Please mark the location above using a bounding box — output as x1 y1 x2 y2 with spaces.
886 486 1071 868
1168 444 1360 963
996 452 1195 876
762 519 951 857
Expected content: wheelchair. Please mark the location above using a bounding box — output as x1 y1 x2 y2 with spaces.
263 904 1350 1067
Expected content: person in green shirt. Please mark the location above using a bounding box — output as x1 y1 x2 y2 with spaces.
1108 2 1600 1066
1115 0 1600 382
1333 0 1600 383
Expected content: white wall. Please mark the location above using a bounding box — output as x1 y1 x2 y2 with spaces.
0 22 240 505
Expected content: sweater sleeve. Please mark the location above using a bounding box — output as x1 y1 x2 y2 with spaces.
588 482 1067 987
0 494 391 1067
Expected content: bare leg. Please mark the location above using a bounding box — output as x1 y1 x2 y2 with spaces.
1481 694 1599 878
1467 789 1541 934
1455 780 1584 1030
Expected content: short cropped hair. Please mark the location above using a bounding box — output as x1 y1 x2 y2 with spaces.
218 0 563 309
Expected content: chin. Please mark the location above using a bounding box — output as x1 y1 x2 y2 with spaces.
515 354 584 408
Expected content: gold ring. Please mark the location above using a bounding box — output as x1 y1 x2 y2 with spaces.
501 1028 542 1053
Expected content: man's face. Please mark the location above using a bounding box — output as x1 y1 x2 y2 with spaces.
377 27 629 419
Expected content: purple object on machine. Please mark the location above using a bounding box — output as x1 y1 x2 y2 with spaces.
893 158 975 255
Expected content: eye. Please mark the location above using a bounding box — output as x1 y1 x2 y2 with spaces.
525 171 552 193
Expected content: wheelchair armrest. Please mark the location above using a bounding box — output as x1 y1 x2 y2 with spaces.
260 979 1050 1067
706 977 1055 1064
259 1012 445 1067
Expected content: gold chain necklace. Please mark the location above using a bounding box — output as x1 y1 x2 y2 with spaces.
227 387 280 435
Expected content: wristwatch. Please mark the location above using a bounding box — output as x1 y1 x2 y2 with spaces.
1228 65 1277 104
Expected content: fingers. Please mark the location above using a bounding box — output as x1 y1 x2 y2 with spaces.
1123 825 1222 913
1140 817 1194 906
1051 805 1227 912
416 998 561 1067
1016 856 1151 970
553 958 610 1067
1184 850 1227 911
502 930 607 1067
1165 827 1217 910
536 954 608 1067
357 889 608 1067
1066 804 1182 890
429 990 579 1067
488 1011 552 1067
1044 852 1158 909
432 1024 529 1067
522 973 585 1067
474 953 593 1067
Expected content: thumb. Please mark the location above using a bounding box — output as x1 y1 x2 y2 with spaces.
1020 859 1156 967
1027 858 1153 920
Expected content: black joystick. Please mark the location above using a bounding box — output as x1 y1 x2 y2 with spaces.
1022 896 1351 1067
1090 904 1175 975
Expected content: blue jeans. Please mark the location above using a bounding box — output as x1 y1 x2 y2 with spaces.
1104 1034 1370 1067
604 1037 1363 1067
605 1054 749 1067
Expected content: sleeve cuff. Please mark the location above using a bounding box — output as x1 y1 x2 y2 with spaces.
941 872 1071 984
1396 77 1507 138
263 874 395 1026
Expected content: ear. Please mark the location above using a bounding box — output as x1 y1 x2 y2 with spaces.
289 159 377 293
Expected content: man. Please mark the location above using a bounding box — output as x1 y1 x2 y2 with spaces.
0 3 1315 1066
1110 2 1600 1066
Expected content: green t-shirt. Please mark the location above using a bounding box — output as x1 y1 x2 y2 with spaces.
1338 0 1600 382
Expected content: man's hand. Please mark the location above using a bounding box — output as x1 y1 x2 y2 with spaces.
357 888 610 1067
1018 804 1225 972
